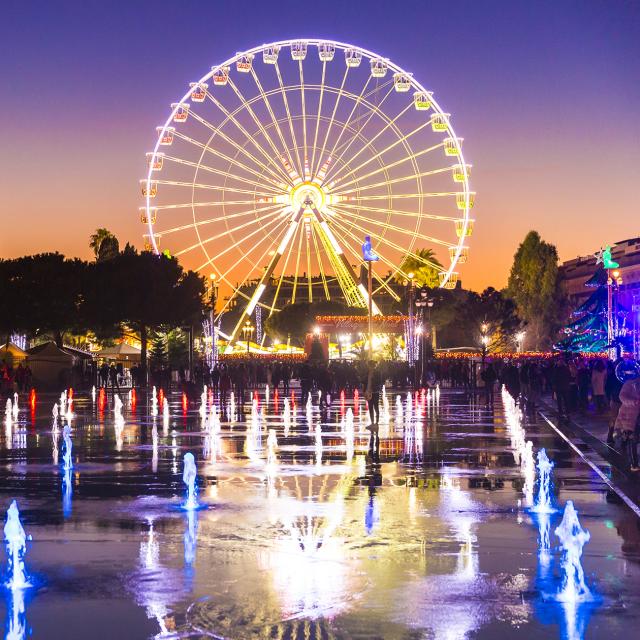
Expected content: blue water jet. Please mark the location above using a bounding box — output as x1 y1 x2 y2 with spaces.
4 501 30 591
555 501 592 603
62 425 73 472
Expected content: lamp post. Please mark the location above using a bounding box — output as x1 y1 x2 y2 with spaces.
208 273 218 367
480 321 489 367
361 235 379 361
414 285 434 384
608 269 623 359
242 321 254 356
406 272 415 363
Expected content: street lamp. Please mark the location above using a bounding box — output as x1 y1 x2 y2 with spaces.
480 322 490 367
242 321 254 355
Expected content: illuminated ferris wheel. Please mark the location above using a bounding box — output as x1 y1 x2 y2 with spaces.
140 39 474 342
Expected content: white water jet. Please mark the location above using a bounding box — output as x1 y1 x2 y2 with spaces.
4 500 30 590
265 384 270 404
283 398 291 437
162 398 170 422
151 420 159 473
151 387 158 417
345 408 354 463
533 448 555 514
554 500 592 603
199 389 207 419
91 385 96 402
12 394 18 420
113 394 123 415
266 428 278 469
315 423 323 468
182 452 199 510
522 440 535 506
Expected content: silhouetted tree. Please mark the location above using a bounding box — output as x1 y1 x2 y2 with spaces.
507 231 566 349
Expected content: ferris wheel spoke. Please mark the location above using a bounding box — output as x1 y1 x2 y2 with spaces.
331 205 452 252
335 201 459 222
333 121 432 186
309 60 328 181
157 203 282 238
298 60 309 180
226 77 294 184
172 129 285 191
312 65 350 180
321 83 395 185
317 73 373 180
249 68 300 183
162 154 280 193
195 210 290 271
274 63 304 179
331 141 445 193
154 179 274 198
325 103 417 189
154 198 263 211
203 90 292 186
323 219 400 301
187 109 287 188
216 215 291 284
176 206 285 258
337 166 453 195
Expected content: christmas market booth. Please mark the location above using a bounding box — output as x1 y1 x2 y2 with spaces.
313 315 409 360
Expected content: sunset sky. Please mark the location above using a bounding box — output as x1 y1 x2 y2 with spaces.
2 0 638 292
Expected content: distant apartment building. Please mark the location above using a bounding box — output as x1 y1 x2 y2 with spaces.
559 237 640 304
559 237 640 356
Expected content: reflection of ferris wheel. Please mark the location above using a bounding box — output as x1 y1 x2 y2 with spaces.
141 39 474 342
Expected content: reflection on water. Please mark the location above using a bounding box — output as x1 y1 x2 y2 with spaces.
1 388 640 639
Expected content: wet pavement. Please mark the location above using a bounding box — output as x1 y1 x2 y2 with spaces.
1 386 640 639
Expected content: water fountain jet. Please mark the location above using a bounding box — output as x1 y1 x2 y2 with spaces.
554 500 592 603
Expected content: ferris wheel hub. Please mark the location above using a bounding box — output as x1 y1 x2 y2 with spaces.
290 181 326 211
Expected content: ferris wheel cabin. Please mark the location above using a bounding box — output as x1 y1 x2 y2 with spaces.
291 41 308 60
413 91 433 111
157 126 175 146
370 58 388 77
345 48 362 67
393 72 412 92
146 152 164 171
171 103 190 123
212 66 230 86
189 83 208 102
140 180 158 198
139 207 157 225
236 54 254 73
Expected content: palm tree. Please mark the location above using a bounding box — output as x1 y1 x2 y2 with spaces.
396 248 443 287
89 228 119 262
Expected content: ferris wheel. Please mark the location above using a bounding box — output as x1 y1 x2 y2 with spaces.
140 39 474 343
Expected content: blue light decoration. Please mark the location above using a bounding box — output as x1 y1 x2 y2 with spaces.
361 236 379 262
255 305 263 345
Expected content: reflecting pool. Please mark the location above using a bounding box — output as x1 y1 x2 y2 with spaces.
1 387 640 639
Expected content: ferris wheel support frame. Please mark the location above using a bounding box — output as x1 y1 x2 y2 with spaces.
226 200 381 349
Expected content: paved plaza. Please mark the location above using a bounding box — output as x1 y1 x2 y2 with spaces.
2 386 640 639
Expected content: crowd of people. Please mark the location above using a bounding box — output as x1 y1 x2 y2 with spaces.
0 360 32 395
480 355 640 472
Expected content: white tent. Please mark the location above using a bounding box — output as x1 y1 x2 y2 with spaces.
26 342 74 388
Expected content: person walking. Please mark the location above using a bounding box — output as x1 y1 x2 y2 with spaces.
613 373 640 471
591 360 607 412
366 362 383 427
481 363 497 405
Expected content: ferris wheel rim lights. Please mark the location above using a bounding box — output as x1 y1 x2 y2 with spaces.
143 38 472 284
